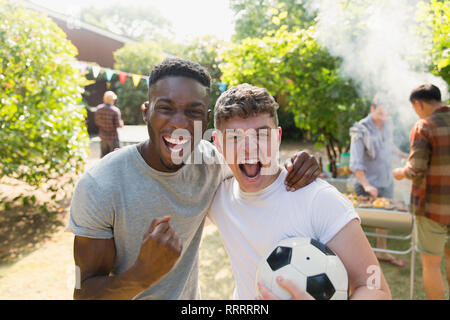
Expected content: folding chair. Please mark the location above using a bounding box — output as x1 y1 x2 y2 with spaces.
356 208 416 299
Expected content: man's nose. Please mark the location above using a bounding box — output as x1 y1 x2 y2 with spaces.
243 135 259 160
169 110 190 129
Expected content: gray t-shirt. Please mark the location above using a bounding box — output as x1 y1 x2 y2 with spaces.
349 115 394 189
66 140 227 299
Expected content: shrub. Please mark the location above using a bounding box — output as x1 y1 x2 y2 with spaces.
0 1 90 203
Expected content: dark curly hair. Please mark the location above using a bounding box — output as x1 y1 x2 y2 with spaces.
214 83 279 129
148 58 211 93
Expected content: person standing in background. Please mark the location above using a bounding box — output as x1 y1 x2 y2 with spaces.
349 97 407 268
393 84 450 300
94 91 124 158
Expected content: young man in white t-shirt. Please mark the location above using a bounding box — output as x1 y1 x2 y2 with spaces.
208 84 391 300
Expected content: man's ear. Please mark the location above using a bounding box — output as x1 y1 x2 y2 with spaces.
207 108 212 122
418 100 425 111
277 127 282 146
142 101 150 123
212 129 223 154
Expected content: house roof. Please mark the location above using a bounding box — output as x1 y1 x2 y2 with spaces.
19 0 136 45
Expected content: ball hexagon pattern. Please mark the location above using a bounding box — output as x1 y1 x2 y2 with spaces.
256 237 348 300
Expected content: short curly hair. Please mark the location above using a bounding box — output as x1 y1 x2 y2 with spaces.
214 83 279 129
149 58 211 92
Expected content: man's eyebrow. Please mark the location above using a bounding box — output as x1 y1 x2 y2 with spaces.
155 97 172 104
225 126 273 134
255 126 272 130
188 102 206 108
155 98 205 108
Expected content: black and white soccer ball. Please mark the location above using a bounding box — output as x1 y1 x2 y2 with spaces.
256 237 348 300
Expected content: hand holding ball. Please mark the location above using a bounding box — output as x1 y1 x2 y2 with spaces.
256 237 348 300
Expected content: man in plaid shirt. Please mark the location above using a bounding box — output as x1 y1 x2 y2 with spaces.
393 84 450 300
94 91 124 157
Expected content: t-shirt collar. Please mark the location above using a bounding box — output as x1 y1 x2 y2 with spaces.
234 167 285 200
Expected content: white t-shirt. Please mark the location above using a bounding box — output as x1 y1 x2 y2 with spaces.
207 168 360 300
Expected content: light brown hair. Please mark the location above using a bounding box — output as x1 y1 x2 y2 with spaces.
214 83 279 129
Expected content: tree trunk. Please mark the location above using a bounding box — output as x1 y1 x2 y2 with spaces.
325 142 337 178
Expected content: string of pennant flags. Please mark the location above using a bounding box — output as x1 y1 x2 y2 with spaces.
73 61 150 88
73 60 228 92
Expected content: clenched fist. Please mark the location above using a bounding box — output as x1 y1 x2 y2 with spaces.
133 216 183 286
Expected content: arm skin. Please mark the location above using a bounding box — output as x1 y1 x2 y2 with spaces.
350 138 378 198
354 169 378 198
258 219 392 300
73 236 151 300
392 167 407 181
326 219 391 299
73 216 182 300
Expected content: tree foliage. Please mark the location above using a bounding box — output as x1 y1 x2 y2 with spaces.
111 42 166 124
230 0 315 41
221 20 366 175
0 0 90 201
180 36 225 128
79 4 173 41
417 0 450 88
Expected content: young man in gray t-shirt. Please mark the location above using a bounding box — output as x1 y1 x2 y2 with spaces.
67 58 320 300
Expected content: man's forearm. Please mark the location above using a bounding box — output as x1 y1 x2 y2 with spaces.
350 285 392 300
74 266 151 300
354 170 370 188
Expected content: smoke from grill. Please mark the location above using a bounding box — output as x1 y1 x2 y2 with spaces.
303 0 448 129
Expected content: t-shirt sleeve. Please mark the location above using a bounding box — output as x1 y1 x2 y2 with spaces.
404 120 431 180
65 173 114 239
349 137 366 172
310 185 361 245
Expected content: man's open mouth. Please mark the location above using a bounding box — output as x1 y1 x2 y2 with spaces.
239 160 262 180
162 135 191 153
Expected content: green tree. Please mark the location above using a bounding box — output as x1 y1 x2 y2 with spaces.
180 36 225 128
417 0 450 89
230 0 315 41
112 41 166 124
79 4 173 41
221 24 366 176
0 0 90 202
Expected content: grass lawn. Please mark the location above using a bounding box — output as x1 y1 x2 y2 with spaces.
1 140 447 300
198 224 449 300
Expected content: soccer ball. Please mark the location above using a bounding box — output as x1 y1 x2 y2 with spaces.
256 237 348 300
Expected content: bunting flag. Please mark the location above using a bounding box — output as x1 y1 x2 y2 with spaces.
132 74 142 87
78 62 88 74
92 65 101 78
219 82 228 93
71 62 209 91
118 72 128 85
105 69 114 82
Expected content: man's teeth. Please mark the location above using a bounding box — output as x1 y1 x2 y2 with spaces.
164 136 190 145
242 159 259 164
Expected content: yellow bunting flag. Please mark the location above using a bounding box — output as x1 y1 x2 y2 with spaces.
132 74 141 87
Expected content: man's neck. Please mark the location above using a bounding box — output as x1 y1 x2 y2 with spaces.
370 115 384 131
138 140 184 173
424 101 445 118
